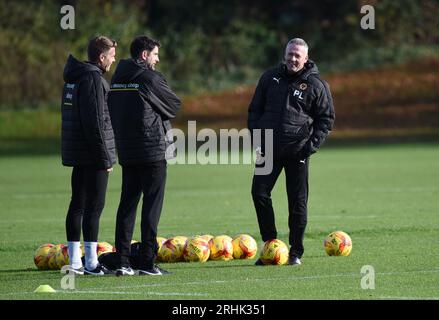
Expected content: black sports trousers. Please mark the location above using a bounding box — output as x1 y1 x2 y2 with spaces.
251 156 309 258
65 166 109 242
115 160 167 268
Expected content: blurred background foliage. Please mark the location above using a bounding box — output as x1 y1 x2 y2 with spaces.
1 0 438 109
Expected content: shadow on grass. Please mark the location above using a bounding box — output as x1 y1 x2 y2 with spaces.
0 268 42 273
1 134 439 157
0 268 63 281
325 134 439 149
163 262 304 270
0 138 60 156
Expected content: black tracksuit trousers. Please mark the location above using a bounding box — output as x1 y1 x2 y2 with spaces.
251 156 309 258
65 166 109 242
115 160 167 268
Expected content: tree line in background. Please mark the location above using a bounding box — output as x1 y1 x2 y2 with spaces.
1 0 438 109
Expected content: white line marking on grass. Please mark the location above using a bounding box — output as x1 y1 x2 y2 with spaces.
0 290 208 297
0 292 35 296
89 268 439 291
101 279 229 290
60 290 208 297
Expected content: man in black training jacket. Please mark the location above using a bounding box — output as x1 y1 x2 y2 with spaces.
108 35 181 276
248 38 335 266
61 36 117 275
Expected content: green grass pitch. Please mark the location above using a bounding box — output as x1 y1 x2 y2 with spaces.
1 143 438 300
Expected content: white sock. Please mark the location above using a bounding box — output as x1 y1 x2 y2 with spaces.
68 241 82 269
84 241 98 270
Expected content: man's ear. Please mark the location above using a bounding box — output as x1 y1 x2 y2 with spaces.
141 50 149 60
305 54 309 62
99 53 106 64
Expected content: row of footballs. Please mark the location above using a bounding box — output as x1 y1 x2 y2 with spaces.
34 234 261 270
34 231 353 270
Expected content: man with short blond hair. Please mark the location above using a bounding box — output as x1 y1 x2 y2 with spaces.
61 36 117 275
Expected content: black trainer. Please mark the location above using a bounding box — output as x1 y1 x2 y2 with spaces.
115 266 135 276
84 264 107 276
67 266 84 275
138 264 171 276
288 256 302 265
155 265 171 275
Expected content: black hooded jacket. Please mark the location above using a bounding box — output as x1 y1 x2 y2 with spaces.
61 55 116 169
248 61 335 159
108 59 181 165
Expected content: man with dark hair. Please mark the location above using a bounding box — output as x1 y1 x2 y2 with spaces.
129 36 160 62
108 35 181 276
248 38 335 266
61 36 117 275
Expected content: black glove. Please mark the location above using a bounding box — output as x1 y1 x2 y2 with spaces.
297 140 313 160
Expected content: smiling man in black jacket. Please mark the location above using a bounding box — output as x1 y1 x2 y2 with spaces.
61 36 117 275
108 35 181 276
248 38 335 266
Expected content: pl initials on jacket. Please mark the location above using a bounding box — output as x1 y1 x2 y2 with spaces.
248 60 335 158
61 55 116 169
108 59 181 165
